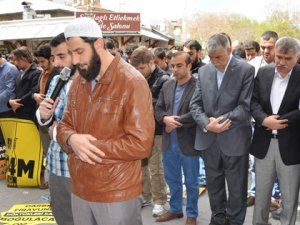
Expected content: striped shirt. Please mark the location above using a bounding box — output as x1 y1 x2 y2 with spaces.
36 75 72 177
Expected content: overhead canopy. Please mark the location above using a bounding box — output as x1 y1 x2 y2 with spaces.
0 17 172 42
0 17 73 41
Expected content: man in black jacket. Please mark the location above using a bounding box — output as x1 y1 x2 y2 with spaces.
184 40 205 77
8 46 41 123
153 47 172 76
250 37 300 225
131 46 169 217
155 51 199 225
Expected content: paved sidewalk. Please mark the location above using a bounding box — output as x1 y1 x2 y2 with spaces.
1 179 298 225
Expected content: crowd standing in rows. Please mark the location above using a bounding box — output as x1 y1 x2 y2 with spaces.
0 17 299 225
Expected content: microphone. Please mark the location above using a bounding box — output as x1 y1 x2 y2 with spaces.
50 67 71 101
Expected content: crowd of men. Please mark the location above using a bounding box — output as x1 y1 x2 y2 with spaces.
0 17 299 225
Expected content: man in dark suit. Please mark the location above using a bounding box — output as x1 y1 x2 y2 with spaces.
155 51 200 225
8 46 41 123
190 34 254 225
251 37 300 225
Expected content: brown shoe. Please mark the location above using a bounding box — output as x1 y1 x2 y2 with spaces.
155 211 183 222
186 217 197 225
39 182 49 190
247 196 255 207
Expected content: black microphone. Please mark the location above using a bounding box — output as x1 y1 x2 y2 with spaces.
50 67 71 101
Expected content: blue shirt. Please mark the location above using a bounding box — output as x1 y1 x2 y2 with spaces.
0 59 19 113
215 55 232 89
170 82 187 148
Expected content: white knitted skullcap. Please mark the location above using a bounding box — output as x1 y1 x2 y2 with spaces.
64 17 103 39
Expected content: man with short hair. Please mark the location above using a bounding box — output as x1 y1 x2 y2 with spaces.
190 33 254 225
131 46 169 217
251 37 300 225
33 44 59 105
9 46 41 123
124 44 139 63
0 52 19 149
184 40 205 76
232 41 246 60
36 33 76 225
105 38 116 55
57 17 154 225
244 41 260 61
247 31 281 210
155 51 200 225
250 31 278 75
153 47 172 76
184 39 207 188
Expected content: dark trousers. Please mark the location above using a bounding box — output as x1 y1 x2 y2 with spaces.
203 141 248 225
49 172 74 225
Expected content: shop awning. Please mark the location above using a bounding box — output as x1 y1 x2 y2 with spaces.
0 17 171 42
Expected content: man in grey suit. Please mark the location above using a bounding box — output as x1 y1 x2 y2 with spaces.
190 34 255 225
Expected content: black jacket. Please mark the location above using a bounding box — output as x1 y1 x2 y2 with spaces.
147 66 170 135
10 63 41 121
155 76 200 156
250 64 300 165
191 59 205 77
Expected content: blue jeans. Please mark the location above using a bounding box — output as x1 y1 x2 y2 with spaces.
198 156 206 187
163 144 199 217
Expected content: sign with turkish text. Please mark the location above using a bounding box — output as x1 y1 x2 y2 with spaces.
0 118 43 187
0 203 56 224
76 12 141 32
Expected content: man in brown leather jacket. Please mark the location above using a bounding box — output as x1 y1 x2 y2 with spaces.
57 17 155 225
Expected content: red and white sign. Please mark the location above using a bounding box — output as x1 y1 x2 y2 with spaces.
76 12 141 32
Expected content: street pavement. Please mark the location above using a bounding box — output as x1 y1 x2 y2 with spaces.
1 179 299 225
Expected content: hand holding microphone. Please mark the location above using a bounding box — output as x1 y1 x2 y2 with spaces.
39 67 71 121
50 67 72 101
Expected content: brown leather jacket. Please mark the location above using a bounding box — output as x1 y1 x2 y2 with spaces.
57 54 155 202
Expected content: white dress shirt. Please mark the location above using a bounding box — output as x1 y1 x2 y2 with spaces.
270 69 292 134
248 56 275 77
216 54 233 89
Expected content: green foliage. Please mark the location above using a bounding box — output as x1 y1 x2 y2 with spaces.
185 9 300 43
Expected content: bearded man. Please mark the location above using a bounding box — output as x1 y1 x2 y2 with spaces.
56 17 155 225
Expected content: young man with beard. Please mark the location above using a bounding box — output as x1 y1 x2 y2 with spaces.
33 44 59 105
249 31 278 76
184 39 207 189
155 51 200 225
184 40 205 77
57 17 155 225
36 33 76 225
33 44 60 189
130 46 169 217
